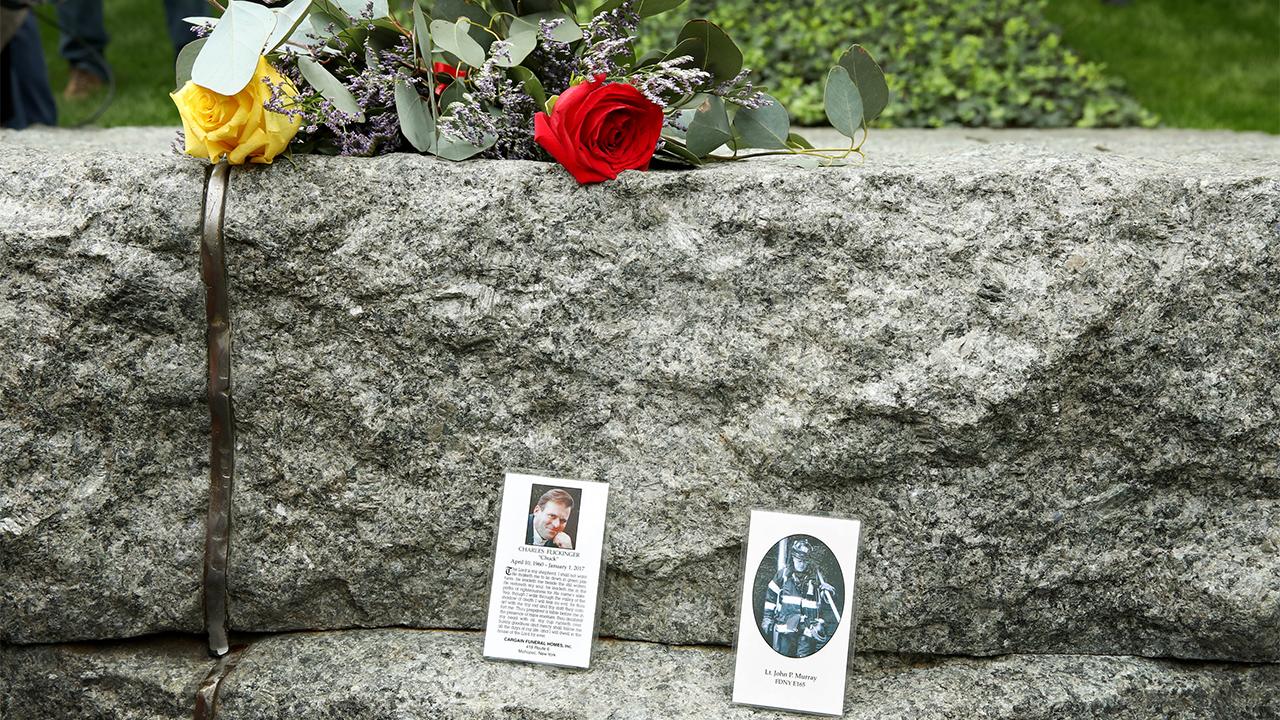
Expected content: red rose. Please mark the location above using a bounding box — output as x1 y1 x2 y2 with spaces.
433 62 466 95
534 75 665 185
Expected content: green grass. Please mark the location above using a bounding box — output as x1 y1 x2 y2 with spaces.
1045 0 1279 134
34 0 186 127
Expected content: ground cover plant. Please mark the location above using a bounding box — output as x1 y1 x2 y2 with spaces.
1045 0 1278 134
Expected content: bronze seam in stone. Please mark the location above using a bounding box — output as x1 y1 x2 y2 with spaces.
201 162 234 659
194 643 248 720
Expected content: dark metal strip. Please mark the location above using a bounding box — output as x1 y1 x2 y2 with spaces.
201 162 234 658
193 643 247 720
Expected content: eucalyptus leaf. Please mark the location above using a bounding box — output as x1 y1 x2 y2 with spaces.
654 138 704 167
434 127 496 160
634 48 665 69
432 0 493 48
838 44 889 122
191 0 276 95
412 1 431 62
509 11 582 43
593 0 685 18
516 0 562 13
685 95 731 156
786 131 814 149
174 37 206 90
333 0 388 19
182 16 218 29
510 66 547 110
266 0 312 52
297 56 366 122
661 37 705 90
823 65 863 139
676 19 741 85
438 80 465 114
396 78 493 159
732 94 789 149
493 31 537 67
431 18 486 67
395 78 436 152
308 12 346 45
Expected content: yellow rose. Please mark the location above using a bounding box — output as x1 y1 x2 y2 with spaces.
170 57 300 165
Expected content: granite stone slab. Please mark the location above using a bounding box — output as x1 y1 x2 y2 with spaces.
0 635 216 719
217 136 1280 660
194 629 1280 719
0 141 208 643
5 630 1275 719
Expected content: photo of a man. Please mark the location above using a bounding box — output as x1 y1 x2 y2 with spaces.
525 486 578 550
754 535 845 659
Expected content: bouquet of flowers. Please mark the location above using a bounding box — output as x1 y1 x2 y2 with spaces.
171 0 889 184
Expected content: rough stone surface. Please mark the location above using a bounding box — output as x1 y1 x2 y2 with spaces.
2 129 1278 662
0 635 215 719
215 630 1280 719
6 630 1274 719
0 139 208 642
220 133 1280 660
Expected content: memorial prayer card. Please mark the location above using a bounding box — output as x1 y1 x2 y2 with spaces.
483 471 609 669
732 510 861 716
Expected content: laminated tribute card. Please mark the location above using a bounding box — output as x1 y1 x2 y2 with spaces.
483 471 609 668
732 510 862 716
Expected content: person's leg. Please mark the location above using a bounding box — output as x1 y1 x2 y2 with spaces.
2 13 58 129
55 0 110 80
163 0 208 57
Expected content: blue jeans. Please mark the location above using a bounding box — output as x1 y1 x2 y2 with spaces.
3 13 58 129
56 0 210 80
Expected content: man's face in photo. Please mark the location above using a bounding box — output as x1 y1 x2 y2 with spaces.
791 552 808 574
533 499 571 542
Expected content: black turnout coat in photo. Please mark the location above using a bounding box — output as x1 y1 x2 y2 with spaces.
761 568 838 656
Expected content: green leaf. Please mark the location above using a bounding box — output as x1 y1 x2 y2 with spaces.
395 78 437 152
493 31 537 67
786 131 814 150
823 65 863 139
509 11 582 43
685 95 732 156
654 137 704 167
395 78 495 160
307 12 346 45
593 0 685 17
431 18 487 67
838 45 889 122
334 0 389 19
438 79 466 113
432 0 493 48
516 0 561 13
191 1 276 95
266 0 312 52
510 66 547 110
676 19 741 85
412 1 431 62
298 56 366 122
634 48 665 69
732 93 789 149
174 37 205 90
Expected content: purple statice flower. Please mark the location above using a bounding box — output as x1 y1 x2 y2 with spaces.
261 36 410 157
580 0 639 77
629 55 712 109
438 50 539 160
531 18 576 95
714 68 770 110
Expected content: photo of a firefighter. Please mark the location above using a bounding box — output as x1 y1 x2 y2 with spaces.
752 535 845 658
